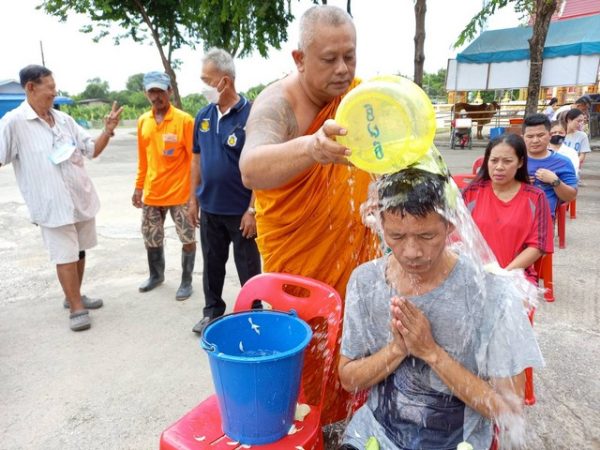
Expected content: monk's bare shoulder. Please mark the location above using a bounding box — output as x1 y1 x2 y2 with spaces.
245 80 299 149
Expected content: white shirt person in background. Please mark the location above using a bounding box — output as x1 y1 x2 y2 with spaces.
562 108 591 165
0 64 122 331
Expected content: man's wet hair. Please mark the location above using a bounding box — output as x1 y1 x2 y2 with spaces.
377 168 448 218
523 113 551 132
19 65 52 88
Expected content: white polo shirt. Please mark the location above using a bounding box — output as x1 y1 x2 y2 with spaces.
0 101 100 227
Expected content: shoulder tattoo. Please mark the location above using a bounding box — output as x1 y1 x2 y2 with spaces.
245 91 299 150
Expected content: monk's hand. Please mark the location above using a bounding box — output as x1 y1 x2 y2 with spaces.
391 296 439 364
239 212 257 239
310 119 351 165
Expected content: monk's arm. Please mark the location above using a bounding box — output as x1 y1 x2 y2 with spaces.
240 90 315 190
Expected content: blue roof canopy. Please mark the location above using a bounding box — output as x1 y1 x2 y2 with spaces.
457 14 600 63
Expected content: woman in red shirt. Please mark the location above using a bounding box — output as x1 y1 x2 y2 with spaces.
462 134 553 283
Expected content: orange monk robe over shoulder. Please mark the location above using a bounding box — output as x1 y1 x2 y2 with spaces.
254 79 379 424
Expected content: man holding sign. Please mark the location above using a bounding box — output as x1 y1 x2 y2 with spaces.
0 64 122 331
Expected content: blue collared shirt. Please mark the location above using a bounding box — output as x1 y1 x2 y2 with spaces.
193 96 251 215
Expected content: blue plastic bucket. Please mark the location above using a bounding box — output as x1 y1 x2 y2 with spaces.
490 127 505 140
201 310 312 445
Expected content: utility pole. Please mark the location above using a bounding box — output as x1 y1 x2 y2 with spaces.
40 41 46 67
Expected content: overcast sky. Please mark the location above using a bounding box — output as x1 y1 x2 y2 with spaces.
2 0 520 95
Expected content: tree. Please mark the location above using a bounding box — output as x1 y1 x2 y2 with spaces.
80 77 110 100
39 1 297 108
126 73 144 93
455 0 558 115
422 69 447 102
244 83 268 101
195 1 293 57
413 0 427 87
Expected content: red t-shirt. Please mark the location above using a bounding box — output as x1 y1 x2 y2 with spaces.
462 180 553 282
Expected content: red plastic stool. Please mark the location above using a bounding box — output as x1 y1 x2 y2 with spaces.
557 203 567 249
567 199 576 219
534 254 554 302
524 308 536 406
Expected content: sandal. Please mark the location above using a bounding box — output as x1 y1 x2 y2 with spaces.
69 310 91 331
64 295 103 310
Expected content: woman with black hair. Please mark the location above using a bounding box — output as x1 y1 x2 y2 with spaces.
462 134 553 283
563 108 591 165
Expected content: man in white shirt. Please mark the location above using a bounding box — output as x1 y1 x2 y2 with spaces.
0 65 122 331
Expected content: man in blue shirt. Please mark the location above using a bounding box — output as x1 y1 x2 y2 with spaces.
188 48 261 334
522 114 577 218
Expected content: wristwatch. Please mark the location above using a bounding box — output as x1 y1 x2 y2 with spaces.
247 207 256 215
551 178 561 187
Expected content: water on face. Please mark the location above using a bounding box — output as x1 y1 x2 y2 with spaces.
327 146 541 449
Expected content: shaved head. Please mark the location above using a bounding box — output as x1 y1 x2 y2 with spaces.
298 5 355 51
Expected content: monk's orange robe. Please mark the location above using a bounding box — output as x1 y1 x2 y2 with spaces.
254 80 378 424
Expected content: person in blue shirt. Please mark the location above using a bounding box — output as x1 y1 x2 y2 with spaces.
522 114 577 218
188 48 261 334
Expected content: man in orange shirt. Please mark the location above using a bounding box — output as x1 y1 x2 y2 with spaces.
240 6 377 425
133 71 196 300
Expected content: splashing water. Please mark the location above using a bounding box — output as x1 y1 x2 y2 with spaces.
332 144 542 449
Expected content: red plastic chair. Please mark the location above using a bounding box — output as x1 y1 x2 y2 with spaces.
472 156 484 174
567 199 577 219
452 173 476 189
159 273 342 450
524 308 536 405
556 202 567 249
534 253 554 302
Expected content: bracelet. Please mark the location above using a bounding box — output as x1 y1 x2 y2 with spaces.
104 129 115 137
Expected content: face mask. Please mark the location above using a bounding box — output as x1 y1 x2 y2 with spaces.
201 85 219 104
550 135 565 145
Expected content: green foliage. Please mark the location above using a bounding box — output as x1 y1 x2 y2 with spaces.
194 1 294 57
39 0 299 108
181 94 208 116
243 84 267 101
126 73 144 93
79 77 110 100
454 0 532 48
38 1 296 59
422 69 447 103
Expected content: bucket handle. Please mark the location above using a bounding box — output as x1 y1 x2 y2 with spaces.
200 309 299 353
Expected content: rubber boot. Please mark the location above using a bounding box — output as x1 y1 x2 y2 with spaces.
175 249 195 300
139 247 165 292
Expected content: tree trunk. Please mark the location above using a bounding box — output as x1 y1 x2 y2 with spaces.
132 0 183 108
525 0 557 115
413 0 427 87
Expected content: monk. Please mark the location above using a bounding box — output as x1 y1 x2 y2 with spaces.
240 5 377 425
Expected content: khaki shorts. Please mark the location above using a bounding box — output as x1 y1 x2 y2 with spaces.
141 204 195 248
40 218 98 264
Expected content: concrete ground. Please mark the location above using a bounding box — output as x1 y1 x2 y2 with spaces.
0 128 598 450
